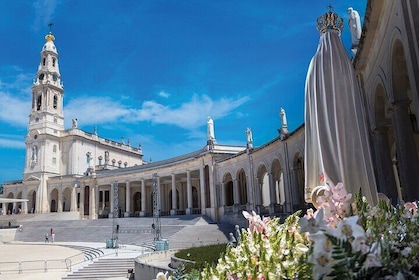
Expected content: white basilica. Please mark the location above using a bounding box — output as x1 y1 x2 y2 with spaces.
2 0 419 223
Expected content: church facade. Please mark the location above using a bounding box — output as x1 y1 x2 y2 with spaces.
2 0 419 223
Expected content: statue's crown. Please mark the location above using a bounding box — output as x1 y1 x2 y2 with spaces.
317 6 343 34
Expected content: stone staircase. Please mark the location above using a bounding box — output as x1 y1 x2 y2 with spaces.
7 214 232 279
62 244 104 261
62 258 134 279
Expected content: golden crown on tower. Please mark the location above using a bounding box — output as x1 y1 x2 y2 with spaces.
45 32 55 42
45 23 55 42
317 6 343 34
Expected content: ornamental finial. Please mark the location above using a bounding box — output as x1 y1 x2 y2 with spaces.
45 23 55 42
316 5 344 34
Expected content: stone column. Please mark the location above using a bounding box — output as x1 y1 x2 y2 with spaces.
125 181 131 217
79 184 85 219
95 185 100 218
186 170 192 214
170 173 177 215
90 185 97 219
109 183 114 218
372 126 398 202
140 179 146 217
220 182 226 206
57 191 63 213
209 164 216 208
268 172 277 214
101 190 105 212
179 183 185 210
70 184 77 212
156 176 161 214
233 179 239 213
199 164 205 211
22 201 28 214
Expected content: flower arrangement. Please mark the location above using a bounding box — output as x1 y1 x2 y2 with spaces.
199 183 419 279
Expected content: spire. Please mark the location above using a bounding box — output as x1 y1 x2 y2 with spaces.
45 23 55 42
316 5 344 35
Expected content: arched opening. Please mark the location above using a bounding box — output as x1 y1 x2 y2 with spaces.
7 193 14 214
28 190 36 213
294 153 306 210
391 39 419 201
53 95 58 109
168 189 179 210
204 165 211 208
37 95 42 110
62 187 72 211
192 187 199 208
222 173 233 207
16 191 23 213
134 192 141 214
237 169 248 205
224 181 234 206
373 84 399 202
50 189 58 212
256 165 269 210
84 186 89 216
271 159 284 206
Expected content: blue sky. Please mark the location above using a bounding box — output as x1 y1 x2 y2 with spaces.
0 0 366 183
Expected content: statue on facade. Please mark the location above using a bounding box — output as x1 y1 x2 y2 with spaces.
279 108 289 140
207 116 216 142
245 127 253 149
72 118 78 129
31 146 38 163
104 151 109 165
348 7 362 51
86 152 91 165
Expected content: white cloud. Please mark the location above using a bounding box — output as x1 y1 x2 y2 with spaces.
0 135 26 149
158 91 170 98
132 93 250 129
0 70 35 126
0 93 31 126
32 0 59 31
64 96 130 127
64 93 250 130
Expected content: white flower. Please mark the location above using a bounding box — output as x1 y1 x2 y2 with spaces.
362 253 382 270
156 271 168 280
351 236 369 254
299 208 328 234
330 215 365 240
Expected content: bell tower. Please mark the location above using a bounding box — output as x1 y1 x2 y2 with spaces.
24 26 64 180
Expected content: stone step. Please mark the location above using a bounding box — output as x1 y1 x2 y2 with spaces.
63 258 134 280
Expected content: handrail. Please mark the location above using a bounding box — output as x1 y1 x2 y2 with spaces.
0 251 85 274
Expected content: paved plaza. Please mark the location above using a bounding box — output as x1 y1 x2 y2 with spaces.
0 213 233 279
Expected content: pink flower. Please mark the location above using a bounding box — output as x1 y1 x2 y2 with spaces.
227 272 239 280
242 210 270 235
257 273 266 280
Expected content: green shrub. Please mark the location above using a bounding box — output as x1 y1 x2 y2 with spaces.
174 243 228 272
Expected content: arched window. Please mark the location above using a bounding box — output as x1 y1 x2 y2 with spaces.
37 95 42 110
42 58 46 66
52 58 56 67
53 95 58 109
